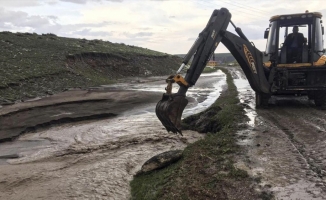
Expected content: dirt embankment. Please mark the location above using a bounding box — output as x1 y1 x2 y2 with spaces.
66 52 181 79
0 31 182 104
0 87 166 141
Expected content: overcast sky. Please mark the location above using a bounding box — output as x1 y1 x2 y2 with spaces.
1 0 326 54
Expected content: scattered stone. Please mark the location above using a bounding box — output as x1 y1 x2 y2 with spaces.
136 150 183 175
306 171 313 176
256 143 261 147
315 182 324 187
46 90 53 95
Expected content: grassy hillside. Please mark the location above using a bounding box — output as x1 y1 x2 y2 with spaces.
0 32 182 103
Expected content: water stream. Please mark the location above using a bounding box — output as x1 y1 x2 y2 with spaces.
0 70 227 199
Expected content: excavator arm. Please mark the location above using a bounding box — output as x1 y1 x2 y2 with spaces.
156 8 270 134
221 31 270 94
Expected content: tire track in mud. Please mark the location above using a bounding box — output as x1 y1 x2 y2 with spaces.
263 112 319 175
265 106 326 169
256 106 326 198
228 66 326 199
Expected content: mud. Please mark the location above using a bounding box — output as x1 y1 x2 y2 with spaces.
0 71 225 199
0 89 162 141
228 66 326 199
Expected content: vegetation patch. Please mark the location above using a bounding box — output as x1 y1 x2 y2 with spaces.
0 32 182 103
131 68 270 199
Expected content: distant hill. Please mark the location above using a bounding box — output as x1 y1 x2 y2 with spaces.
0 31 182 103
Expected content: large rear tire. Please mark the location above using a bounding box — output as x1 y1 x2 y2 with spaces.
255 93 270 108
307 93 315 100
314 91 326 107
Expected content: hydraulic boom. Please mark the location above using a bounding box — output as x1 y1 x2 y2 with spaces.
156 8 270 134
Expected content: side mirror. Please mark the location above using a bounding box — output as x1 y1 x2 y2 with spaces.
264 28 269 39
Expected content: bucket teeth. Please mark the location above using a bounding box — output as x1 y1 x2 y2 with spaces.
155 94 188 135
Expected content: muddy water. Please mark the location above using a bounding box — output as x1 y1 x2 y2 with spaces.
229 68 258 148
0 71 226 199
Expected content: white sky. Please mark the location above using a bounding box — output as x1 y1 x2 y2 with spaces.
1 0 326 54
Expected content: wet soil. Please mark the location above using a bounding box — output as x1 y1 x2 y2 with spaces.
0 89 162 141
246 99 326 199
228 67 326 199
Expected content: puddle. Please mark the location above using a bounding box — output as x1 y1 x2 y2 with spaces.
232 69 256 126
229 68 257 147
183 71 226 117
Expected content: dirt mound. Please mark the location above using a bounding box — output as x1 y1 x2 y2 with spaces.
182 106 222 133
66 52 180 79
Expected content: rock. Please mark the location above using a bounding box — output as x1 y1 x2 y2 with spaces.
46 90 53 95
0 154 20 159
137 150 183 175
315 182 324 187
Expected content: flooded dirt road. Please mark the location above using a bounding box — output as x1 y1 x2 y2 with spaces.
228 67 326 199
0 71 226 199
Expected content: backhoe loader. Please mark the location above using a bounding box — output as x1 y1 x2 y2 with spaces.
156 8 326 134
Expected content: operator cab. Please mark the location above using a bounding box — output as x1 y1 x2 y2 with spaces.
265 11 324 65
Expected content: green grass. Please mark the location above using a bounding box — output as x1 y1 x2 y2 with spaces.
130 68 268 199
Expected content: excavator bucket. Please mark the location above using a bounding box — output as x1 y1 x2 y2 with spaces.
155 93 188 135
